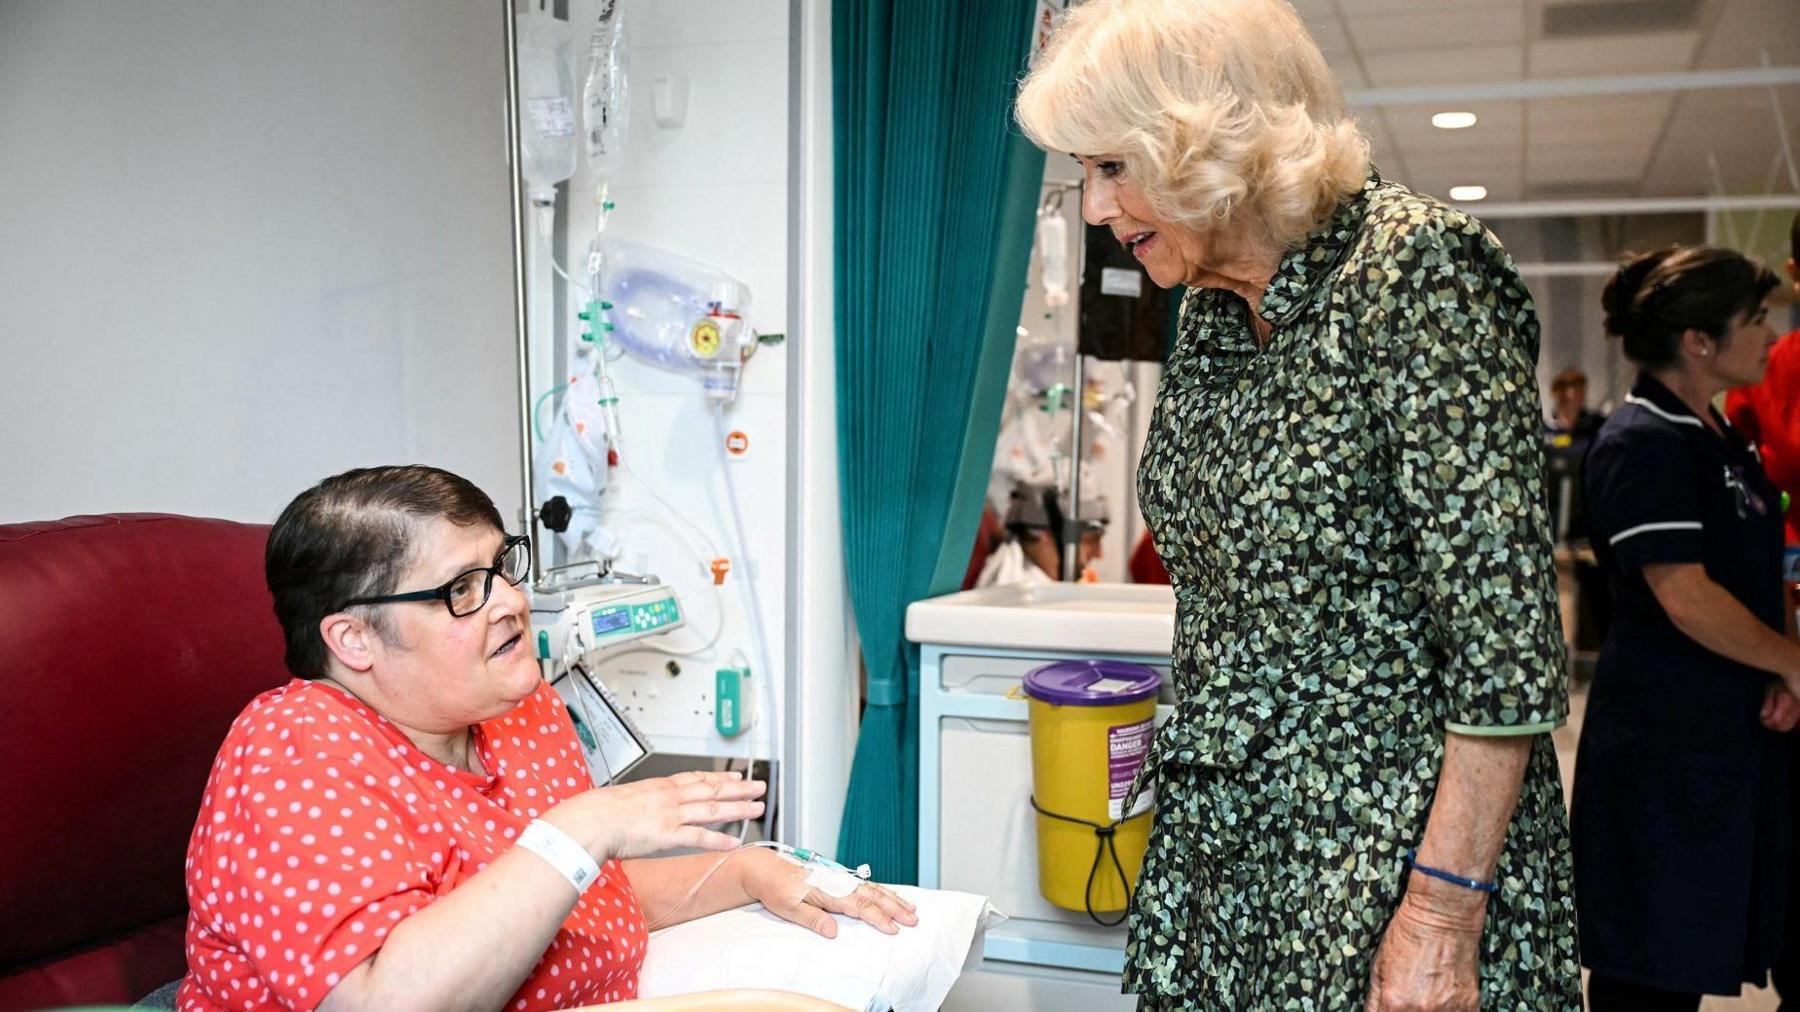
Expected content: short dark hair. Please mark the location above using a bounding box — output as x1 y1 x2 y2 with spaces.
1601 245 1780 370
266 465 505 679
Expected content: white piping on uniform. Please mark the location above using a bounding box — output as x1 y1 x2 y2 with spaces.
1623 394 1704 428
1608 520 1703 546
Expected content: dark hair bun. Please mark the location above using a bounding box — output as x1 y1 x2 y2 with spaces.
1599 244 1779 371
1601 248 1671 341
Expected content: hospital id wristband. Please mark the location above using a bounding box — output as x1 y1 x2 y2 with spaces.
517 819 602 895
1403 850 1498 895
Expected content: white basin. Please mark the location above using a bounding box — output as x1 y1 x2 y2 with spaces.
905 582 1175 656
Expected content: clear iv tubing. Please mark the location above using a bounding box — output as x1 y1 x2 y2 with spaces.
728 646 754 842
589 514 726 660
642 840 868 933
608 508 716 585
711 404 782 844
540 227 592 294
616 455 723 561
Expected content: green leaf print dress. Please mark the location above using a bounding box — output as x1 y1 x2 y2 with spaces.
1123 174 1581 1010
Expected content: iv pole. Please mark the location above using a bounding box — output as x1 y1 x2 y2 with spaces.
1041 179 1088 582
502 0 543 583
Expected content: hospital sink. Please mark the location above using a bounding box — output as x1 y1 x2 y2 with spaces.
905 582 1175 656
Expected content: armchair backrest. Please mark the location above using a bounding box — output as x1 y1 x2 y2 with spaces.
0 514 289 1009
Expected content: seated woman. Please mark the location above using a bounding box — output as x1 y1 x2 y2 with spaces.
179 465 915 1012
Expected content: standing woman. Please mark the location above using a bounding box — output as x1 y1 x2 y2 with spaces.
1574 246 1796 1010
1015 0 1578 1007
1015 0 1579 1008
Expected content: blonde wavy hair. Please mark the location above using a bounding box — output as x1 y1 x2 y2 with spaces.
1016 0 1371 249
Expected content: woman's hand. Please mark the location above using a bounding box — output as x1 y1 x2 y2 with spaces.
740 850 919 939
542 770 766 863
1761 683 1800 732
1365 874 1485 1012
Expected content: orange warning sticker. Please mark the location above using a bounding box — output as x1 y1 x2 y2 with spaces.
725 431 750 458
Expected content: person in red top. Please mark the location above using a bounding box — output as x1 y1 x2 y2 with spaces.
1725 213 1800 543
180 466 915 1012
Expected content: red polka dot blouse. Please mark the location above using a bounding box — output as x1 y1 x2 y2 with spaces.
178 678 646 1010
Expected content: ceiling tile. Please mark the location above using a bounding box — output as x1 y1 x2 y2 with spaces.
1286 0 1340 20
1407 176 1526 203
1527 30 1702 76
1294 6 1351 51
1327 58 1370 91
1347 4 1528 52
1690 0 1800 70
1358 114 1399 170
1337 0 1524 14
1526 94 1674 147
1384 100 1525 145
1638 86 1800 195
1362 44 1525 87
1526 143 1649 186
1412 145 1527 178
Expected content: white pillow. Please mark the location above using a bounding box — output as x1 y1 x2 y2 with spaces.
635 886 1004 1012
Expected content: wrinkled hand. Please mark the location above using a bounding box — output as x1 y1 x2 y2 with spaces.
1365 876 1484 1012
743 851 919 939
1762 683 1800 732
542 770 766 863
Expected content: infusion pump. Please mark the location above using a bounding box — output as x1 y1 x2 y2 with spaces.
530 579 686 662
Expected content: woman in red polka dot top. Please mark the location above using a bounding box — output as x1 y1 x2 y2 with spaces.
179 466 916 1011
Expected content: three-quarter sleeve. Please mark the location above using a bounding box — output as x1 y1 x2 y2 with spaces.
1368 213 1568 735
1584 427 1703 570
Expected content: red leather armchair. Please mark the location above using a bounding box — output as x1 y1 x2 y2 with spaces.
0 515 289 1010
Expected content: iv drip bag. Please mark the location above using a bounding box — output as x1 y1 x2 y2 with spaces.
517 11 579 207
583 0 631 179
595 235 758 403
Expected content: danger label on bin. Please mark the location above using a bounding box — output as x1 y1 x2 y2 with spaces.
1108 717 1155 821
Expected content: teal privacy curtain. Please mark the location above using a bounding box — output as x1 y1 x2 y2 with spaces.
833 0 1041 883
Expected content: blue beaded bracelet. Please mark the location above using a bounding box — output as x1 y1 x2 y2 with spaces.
1403 850 1499 894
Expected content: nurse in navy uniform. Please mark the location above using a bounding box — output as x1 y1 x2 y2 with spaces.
1575 245 1796 1010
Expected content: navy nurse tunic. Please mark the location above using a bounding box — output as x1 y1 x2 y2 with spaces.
1573 372 1790 993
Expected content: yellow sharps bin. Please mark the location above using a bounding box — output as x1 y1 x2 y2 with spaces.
1021 659 1162 922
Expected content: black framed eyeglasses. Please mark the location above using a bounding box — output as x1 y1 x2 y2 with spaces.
340 534 531 618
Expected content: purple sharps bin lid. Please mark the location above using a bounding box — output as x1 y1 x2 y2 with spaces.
1022 660 1162 707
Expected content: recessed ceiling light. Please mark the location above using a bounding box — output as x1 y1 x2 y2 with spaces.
1449 185 1489 202
1432 111 1479 130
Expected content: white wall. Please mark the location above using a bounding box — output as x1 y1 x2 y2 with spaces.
0 1 520 526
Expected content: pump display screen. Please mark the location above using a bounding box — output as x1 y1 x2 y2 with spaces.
590 607 632 636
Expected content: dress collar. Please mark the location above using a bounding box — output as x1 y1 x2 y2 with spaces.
306 678 501 792
1256 170 1382 326
1623 373 1708 430
1172 170 1380 359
